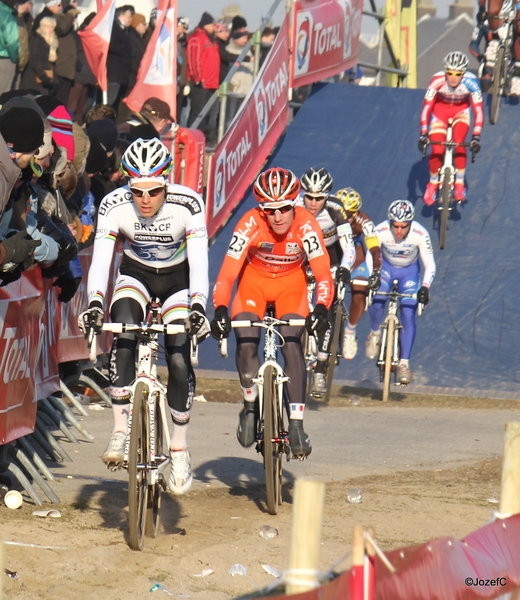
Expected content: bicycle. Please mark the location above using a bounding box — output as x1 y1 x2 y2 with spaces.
88 300 197 551
489 0 517 124
372 280 423 403
219 306 306 515
421 120 476 250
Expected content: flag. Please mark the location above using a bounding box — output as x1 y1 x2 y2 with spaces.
78 0 116 93
123 0 177 117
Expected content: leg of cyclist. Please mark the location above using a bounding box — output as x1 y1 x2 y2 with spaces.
344 254 370 359
395 264 421 384
510 6 520 95
424 112 447 206
452 111 470 201
311 310 332 394
486 0 505 69
366 263 391 359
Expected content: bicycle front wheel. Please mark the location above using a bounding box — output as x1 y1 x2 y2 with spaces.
263 365 282 515
491 45 505 124
439 167 452 250
128 381 150 551
324 300 345 403
145 391 166 539
382 320 395 403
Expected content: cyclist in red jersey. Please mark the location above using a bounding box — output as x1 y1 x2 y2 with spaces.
210 167 333 459
419 51 483 205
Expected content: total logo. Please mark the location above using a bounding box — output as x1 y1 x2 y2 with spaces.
214 149 226 214
295 11 313 75
255 83 268 145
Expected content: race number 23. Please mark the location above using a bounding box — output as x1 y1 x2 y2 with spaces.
227 233 248 258
302 232 324 259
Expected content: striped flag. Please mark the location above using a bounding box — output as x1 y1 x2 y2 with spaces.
78 0 116 92
123 0 177 118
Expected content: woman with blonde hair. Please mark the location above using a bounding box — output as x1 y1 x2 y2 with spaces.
21 16 59 94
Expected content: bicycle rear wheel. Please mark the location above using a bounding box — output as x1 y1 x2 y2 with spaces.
145 392 165 538
439 167 452 250
491 46 505 124
382 320 395 403
128 381 150 551
324 300 345 403
263 365 282 515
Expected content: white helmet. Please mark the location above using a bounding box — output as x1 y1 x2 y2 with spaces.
121 138 173 179
388 200 415 222
300 167 333 195
443 51 469 72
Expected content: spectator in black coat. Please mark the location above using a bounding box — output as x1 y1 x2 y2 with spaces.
106 5 133 117
127 13 147 91
67 12 96 125
21 16 59 95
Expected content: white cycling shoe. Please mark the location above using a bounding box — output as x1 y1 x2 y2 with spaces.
168 449 193 495
311 372 327 395
342 331 358 359
509 76 520 97
102 431 126 467
365 332 381 360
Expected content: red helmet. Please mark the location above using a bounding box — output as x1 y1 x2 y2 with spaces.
253 167 301 207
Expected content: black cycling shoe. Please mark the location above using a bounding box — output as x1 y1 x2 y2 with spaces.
236 401 257 448
288 420 312 459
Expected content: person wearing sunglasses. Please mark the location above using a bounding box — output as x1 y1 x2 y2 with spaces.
298 167 356 394
334 188 382 361
79 138 209 495
366 200 436 385
418 51 483 206
210 167 334 459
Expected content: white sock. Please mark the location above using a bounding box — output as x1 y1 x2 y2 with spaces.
345 322 357 333
399 358 409 366
112 404 130 434
170 423 188 452
289 403 305 420
241 385 258 402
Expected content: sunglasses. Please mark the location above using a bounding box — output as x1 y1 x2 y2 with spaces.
262 205 294 216
391 222 410 230
445 69 464 77
304 194 327 201
129 185 165 198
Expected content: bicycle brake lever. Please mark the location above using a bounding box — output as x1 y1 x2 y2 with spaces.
190 335 199 367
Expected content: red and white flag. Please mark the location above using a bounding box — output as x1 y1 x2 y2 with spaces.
123 0 177 117
78 0 116 92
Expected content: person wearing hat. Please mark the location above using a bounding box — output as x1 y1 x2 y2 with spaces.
118 96 176 141
106 5 133 114
21 16 59 95
52 4 80 105
186 11 220 144
87 117 118 155
0 106 43 268
216 20 234 84
33 0 62 33
0 0 21 96
225 20 253 127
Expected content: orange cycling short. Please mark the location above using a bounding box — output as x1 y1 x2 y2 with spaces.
231 265 309 319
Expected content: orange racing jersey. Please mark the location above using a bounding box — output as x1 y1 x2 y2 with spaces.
213 206 334 309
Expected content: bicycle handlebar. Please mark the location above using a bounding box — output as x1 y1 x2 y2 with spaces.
373 289 425 316
421 141 477 163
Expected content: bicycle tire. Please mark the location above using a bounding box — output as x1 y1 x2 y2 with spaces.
491 45 505 124
382 319 395 403
263 365 282 515
145 391 164 538
439 166 452 250
128 381 149 551
324 300 345 403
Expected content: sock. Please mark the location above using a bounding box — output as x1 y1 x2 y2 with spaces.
371 329 380 337
170 422 188 451
112 403 130 433
289 403 305 420
429 173 439 185
241 385 258 402
399 358 409 366
455 171 465 184
345 322 356 333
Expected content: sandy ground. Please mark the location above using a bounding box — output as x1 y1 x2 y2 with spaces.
1 378 514 600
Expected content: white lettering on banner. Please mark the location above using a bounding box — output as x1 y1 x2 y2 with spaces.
226 131 252 180
264 63 289 111
0 328 31 383
313 22 342 56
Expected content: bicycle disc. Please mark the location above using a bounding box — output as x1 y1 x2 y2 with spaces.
439 167 452 250
382 319 395 402
128 381 150 551
324 300 345 403
263 365 282 515
145 391 164 539
491 46 505 124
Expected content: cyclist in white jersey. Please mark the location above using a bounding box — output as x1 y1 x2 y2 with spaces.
366 200 436 385
299 167 355 394
79 138 209 495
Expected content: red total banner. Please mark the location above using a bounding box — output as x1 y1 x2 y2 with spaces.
206 16 291 241
291 0 363 88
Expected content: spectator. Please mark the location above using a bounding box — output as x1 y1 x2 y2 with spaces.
33 0 62 33
84 103 116 128
0 0 20 95
67 12 96 125
260 27 275 67
177 16 189 124
143 6 156 46
87 117 118 155
53 5 79 105
107 5 133 116
119 96 176 141
21 16 59 95
128 13 147 91
225 26 253 127
216 20 233 83
13 0 33 90
46 104 75 162
186 11 220 145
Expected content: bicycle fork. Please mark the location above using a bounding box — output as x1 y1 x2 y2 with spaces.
377 315 401 375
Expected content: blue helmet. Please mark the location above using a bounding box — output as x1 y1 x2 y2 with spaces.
388 200 414 222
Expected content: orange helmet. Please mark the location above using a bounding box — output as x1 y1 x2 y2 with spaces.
253 167 301 208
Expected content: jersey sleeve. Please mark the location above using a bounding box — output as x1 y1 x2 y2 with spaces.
185 194 209 310
361 217 382 270
87 195 119 307
328 202 355 269
418 227 436 287
300 216 334 309
465 75 484 136
212 210 258 308
420 74 442 134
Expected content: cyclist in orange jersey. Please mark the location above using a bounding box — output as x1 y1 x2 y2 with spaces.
211 167 333 459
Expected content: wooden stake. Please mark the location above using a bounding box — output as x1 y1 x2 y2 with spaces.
286 478 326 595
499 422 520 516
